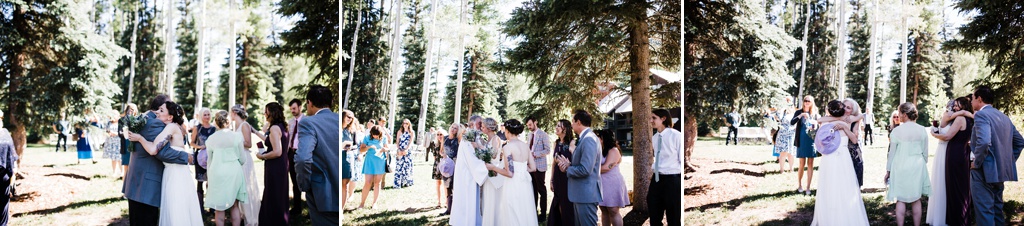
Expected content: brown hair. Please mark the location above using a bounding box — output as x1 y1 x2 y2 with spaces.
898 102 919 121
214 110 230 129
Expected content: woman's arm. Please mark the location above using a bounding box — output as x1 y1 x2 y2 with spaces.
831 122 859 144
251 124 268 141
601 148 622 173
790 110 803 125
485 158 514 178
950 110 974 119
818 115 841 124
259 126 284 160
931 117 965 141
128 126 175 156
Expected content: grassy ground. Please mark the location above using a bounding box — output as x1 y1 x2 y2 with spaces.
685 136 1024 225
10 144 312 226
341 152 653 226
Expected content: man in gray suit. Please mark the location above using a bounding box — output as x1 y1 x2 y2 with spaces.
557 110 602 226
969 86 1024 226
294 85 340 225
122 94 193 226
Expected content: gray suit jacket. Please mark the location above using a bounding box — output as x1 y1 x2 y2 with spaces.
566 128 603 204
122 111 191 207
294 109 340 213
970 105 1024 183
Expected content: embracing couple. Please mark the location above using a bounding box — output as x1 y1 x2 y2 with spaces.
122 94 203 226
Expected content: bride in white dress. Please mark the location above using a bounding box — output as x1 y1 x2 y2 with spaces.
926 103 955 226
811 120 869 226
480 118 507 226
127 101 203 226
485 119 538 226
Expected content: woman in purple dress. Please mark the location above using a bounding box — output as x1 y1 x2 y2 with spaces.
255 102 290 225
548 120 576 226
596 130 629 226
932 96 974 225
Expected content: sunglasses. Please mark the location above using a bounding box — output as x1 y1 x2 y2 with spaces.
803 100 811 102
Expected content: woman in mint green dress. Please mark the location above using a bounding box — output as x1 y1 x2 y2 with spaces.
204 110 247 226
885 102 930 226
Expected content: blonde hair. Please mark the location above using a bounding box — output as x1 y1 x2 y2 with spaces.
214 110 231 129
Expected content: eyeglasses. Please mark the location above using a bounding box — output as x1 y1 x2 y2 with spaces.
803 100 811 102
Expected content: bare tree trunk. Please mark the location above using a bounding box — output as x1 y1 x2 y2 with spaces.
866 0 877 119
344 10 362 110
626 0 654 213
228 0 237 108
797 0 810 106
453 0 466 124
195 0 206 114
899 0 908 103
386 0 403 133
129 3 140 106
417 0 438 145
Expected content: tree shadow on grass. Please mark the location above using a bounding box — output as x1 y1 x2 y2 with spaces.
685 190 798 212
713 160 775 166
11 191 39 202
351 209 431 226
45 173 91 180
710 168 765 177
14 196 123 217
685 184 712 196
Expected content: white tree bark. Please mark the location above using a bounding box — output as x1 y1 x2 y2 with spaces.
899 0 908 104
796 0 810 106
417 0 439 145
453 0 466 124
344 11 362 110
387 0 403 133
228 0 237 109
195 0 206 115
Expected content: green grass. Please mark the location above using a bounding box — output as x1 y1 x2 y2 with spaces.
686 134 1024 225
10 144 313 226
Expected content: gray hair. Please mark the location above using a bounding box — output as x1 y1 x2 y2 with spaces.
483 118 499 132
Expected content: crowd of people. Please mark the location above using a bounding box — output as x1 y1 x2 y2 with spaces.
103 85 341 226
755 85 1024 226
340 108 682 226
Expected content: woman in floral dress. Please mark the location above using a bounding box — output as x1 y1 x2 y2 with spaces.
393 119 416 188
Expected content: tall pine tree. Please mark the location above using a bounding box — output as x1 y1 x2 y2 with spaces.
174 0 199 113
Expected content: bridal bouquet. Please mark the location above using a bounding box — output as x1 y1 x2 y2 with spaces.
465 129 497 177
119 114 148 152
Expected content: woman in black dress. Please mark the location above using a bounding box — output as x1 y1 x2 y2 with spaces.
932 96 974 225
548 119 576 226
255 102 290 225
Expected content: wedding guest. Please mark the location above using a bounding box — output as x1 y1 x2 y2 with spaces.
53 112 70 152
649 109 682 226
190 108 215 216
441 123 460 216
205 110 247 226
772 97 796 173
230 105 261 225
76 124 96 164
358 126 387 209
524 116 551 221
930 97 974 225
103 117 121 176
286 99 304 214
596 130 628 226
293 85 341 224
119 104 139 179
0 111 15 226
346 118 365 205
886 102 931 226
254 103 290 225
548 119 576 226
967 86 1024 226
556 110 602 226
429 130 446 207
340 110 357 209
378 117 393 189
394 119 415 188
791 95 819 195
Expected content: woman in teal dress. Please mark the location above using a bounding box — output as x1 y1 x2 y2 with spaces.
886 102 931 226
790 95 819 195
358 126 387 209
204 110 247 226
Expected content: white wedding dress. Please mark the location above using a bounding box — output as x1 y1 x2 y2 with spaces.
159 146 204 226
811 132 869 226
481 155 506 226
496 160 539 226
926 126 950 226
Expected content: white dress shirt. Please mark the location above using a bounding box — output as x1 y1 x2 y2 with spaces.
652 127 682 175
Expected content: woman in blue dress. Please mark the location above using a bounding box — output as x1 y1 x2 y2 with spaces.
790 95 819 195
393 119 415 188
358 126 387 209
76 125 95 164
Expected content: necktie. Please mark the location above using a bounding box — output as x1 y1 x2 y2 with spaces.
529 131 536 149
290 117 300 149
654 133 662 182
